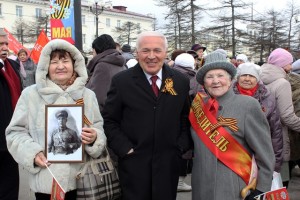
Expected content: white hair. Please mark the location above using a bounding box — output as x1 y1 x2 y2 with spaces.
0 28 7 36
136 31 168 51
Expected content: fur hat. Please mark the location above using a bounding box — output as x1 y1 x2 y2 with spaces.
268 48 293 68
92 34 116 54
121 44 131 52
174 53 195 69
191 44 206 52
196 52 236 85
236 54 248 63
237 63 261 81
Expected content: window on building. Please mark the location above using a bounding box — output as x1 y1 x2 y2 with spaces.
35 8 42 18
117 20 121 28
16 6 23 17
82 34 86 44
82 15 86 25
106 18 110 27
17 28 23 43
0 4 2 16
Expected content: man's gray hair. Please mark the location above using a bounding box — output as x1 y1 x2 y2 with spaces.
136 31 168 51
0 28 7 36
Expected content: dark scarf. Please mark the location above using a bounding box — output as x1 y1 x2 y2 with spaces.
0 59 21 109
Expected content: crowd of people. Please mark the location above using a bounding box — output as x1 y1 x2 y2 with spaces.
1 26 300 200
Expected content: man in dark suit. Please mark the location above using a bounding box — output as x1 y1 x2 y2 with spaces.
103 31 192 200
0 28 22 200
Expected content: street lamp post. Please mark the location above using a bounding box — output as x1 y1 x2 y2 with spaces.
92 0 104 38
95 1 99 37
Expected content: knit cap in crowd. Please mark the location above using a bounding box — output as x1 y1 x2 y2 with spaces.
174 53 195 69
92 34 116 54
122 44 131 52
268 48 293 68
214 49 227 58
196 52 236 85
236 54 248 63
292 59 300 74
237 63 262 81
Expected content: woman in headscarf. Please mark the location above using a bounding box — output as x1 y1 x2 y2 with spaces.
17 48 37 87
6 39 106 200
190 52 274 200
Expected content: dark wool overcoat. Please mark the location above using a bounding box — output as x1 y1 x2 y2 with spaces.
287 73 300 161
86 49 126 113
0 58 21 200
102 64 192 200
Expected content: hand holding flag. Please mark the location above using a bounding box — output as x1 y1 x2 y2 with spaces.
46 165 65 200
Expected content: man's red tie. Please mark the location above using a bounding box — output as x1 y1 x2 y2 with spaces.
151 75 159 97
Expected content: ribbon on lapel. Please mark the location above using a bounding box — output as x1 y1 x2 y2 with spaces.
76 98 93 126
210 116 238 132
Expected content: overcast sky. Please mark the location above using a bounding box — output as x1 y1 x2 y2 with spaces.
110 0 292 27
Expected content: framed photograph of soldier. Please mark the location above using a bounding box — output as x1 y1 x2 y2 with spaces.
45 104 84 163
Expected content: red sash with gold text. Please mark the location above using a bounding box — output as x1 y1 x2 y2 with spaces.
189 93 253 184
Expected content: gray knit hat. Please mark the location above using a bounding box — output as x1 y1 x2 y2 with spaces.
196 52 236 85
237 63 261 81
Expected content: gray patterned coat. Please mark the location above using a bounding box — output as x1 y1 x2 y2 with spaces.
191 89 275 200
86 49 126 113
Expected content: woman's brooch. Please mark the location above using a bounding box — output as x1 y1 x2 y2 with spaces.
161 78 178 95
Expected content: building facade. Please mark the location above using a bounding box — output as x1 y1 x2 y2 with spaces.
0 0 155 52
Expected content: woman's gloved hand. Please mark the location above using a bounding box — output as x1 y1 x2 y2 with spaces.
245 189 263 200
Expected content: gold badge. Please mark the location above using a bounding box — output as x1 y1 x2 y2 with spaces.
162 78 178 95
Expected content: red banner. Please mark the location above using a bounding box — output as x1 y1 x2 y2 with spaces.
30 30 49 64
4 28 30 55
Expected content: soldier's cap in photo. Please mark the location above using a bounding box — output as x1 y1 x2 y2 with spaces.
55 110 68 119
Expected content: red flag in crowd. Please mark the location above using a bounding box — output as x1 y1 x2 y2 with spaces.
50 177 65 200
30 29 49 64
4 28 30 55
256 187 289 200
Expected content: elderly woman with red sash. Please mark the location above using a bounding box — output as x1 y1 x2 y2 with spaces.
189 52 275 200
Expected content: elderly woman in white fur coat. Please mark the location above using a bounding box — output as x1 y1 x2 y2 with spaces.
5 39 106 199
